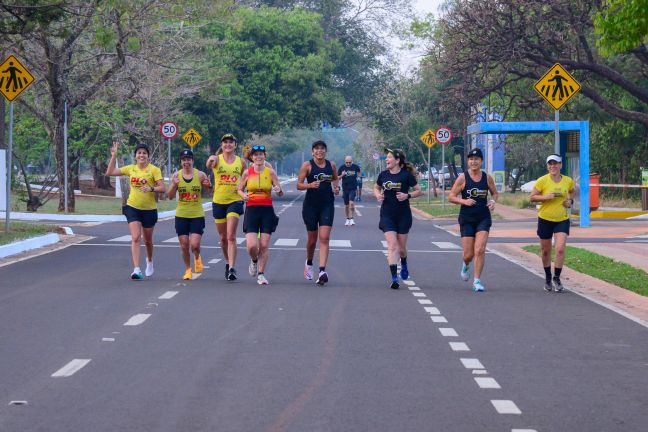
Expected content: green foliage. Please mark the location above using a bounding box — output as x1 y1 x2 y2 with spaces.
0 222 55 245
595 0 648 55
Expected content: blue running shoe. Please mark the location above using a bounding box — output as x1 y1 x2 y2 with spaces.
390 275 400 290
472 279 485 292
400 264 409 280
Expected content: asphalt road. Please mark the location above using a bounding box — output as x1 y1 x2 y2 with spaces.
1 181 647 432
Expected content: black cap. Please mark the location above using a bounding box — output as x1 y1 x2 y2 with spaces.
384 147 405 161
134 143 150 156
467 147 483 159
312 140 327 149
180 149 193 159
221 133 236 142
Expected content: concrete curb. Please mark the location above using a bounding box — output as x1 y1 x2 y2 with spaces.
0 233 61 259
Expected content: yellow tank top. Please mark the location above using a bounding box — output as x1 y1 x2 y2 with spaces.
246 166 273 206
175 169 205 218
212 155 243 204
121 163 162 210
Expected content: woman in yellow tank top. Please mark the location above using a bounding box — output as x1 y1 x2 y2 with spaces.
206 133 247 281
168 149 212 280
106 141 166 280
237 145 283 285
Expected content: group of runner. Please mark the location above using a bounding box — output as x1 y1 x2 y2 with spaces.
107 135 573 292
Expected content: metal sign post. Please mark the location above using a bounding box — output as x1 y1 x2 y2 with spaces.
5 102 13 232
435 126 452 210
167 139 171 180
418 128 436 205
555 110 560 154
428 146 431 204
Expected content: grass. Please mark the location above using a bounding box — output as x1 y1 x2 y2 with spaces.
498 192 534 209
523 245 648 297
0 222 58 246
10 192 198 215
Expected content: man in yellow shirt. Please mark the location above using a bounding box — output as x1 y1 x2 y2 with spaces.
530 154 575 292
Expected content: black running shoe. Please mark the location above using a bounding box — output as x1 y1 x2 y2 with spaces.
316 271 328 285
227 268 237 281
225 263 230 279
553 277 564 292
543 282 553 292
390 276 400 290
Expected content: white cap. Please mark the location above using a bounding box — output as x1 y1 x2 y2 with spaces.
546 154 562 163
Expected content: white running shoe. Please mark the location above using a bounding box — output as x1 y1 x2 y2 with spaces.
145 260 154 277
249 260 258 277
344 219 350 226
472 279 485 292
460 263 470 281
349 218 355 226
304 261 314 280
257 274 269 285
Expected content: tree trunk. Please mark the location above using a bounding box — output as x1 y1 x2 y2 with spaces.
54 112 75 212
0 97 5 150
92 159 111 189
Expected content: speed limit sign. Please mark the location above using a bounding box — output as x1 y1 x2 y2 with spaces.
435 126 452 145
160 121 178 139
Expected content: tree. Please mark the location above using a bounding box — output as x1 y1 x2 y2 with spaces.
594 0 648 55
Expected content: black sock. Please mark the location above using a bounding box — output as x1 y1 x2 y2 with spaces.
319 266 325 272
252 258 258 263
544 266 552 284
401 256 408 266
554 267 562 279
390 264 398 278
258 272 264 275
307 259 313 266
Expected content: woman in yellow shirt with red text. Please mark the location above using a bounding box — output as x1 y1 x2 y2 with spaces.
106 141 166 280
530 154 575 293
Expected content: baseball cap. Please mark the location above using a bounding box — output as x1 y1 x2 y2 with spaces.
180 149 193 159
312 140 327 149
546 154 562 163
134 143 150 155
384 148 405 160
467 148 483 159
221 133 237 142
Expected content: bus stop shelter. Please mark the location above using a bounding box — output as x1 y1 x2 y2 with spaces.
466 120 590 227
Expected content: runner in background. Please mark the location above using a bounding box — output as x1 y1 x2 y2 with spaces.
297 140 340 285
206 133 246 281
356 167 365 202
337 155 361 226
374 148 422 289
237 145 284 285
106 141 165 280
448 148 498 292
530 154 575 293
168 149 212 280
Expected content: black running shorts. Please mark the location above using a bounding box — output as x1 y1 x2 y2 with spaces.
342 189 357 205
212 201 244 223
243 205 279 234
175 216 206 236
379 208 412 234
122 205 158 228
302 201 335 231
537 217 570 239
458 215 492 237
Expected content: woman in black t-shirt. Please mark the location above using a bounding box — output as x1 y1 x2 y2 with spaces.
374 148 422 289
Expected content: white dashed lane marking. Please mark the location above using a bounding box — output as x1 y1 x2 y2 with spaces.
449 342 470 351
431 316 448 323
159 291 178 299
460 358 485 369
491 400 522 414
108 235 131 242
51 359 91 377
208 258 221 264
439 328 458 337
412 292 426 297
424 307 440 314
329 240 351 247
123 314 151 326
418 299 433 305
274 238 299 246
432 241 461 249
475 377 501 389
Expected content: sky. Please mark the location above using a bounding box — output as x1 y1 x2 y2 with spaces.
396 0 444 74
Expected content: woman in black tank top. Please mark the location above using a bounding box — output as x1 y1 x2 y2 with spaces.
448 148 498 292
296 140 340 285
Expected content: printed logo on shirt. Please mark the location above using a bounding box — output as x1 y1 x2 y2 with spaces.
314 173 333 182
131 177 148 186
467 188 488 198
383 181 402 191
553 189 564 197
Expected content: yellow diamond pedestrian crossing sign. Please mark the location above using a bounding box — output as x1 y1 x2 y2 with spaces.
419 128 436 148
0 55 35 102
182 128 202 148
534 63 581 111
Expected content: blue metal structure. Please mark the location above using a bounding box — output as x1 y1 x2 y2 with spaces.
467 121 590 227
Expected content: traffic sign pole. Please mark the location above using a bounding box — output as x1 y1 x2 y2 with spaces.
167 138 171 181
427 146 431 204
441 144 445 209
5 102 13 232
555 110 560 154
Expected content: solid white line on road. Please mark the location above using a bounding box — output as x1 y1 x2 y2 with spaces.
434 224 460 237
512 429 538 432
439 328 458 337
208 258 221 264
491 400 522 414
472 370 488 375
403 280 415 286
449 342 470 351
424 307 440 314
108 235 131 242
124 314 151 326
381 240 388 248
461 358 485 369
162 237 179 243
412 292 426 297
274 238 299 246
329 239 352 247
51 359 91 377
418 299 433 305
431 316 448 323
432 241 461 249
102 338 115 342
159 291 178 300
475 377 501 389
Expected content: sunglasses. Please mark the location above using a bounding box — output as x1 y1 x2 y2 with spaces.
252 145 266 152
